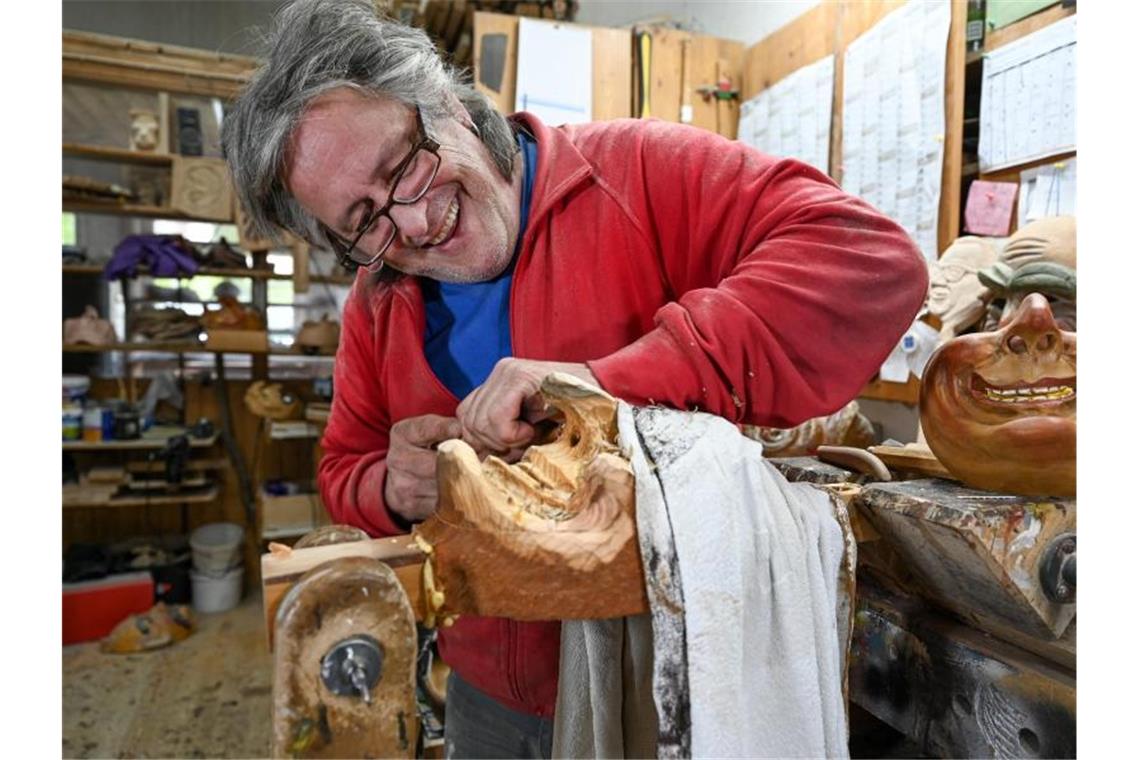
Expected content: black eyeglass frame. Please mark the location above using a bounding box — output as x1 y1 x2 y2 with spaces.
322 106 441 271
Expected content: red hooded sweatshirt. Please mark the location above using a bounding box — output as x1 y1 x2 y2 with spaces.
318 113 928 716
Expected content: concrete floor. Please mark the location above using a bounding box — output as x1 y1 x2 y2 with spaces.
62 592 273 759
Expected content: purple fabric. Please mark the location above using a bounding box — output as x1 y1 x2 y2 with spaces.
104 236 200 280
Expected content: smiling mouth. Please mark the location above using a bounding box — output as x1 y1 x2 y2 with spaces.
427 197 459 247
969 374 1076 405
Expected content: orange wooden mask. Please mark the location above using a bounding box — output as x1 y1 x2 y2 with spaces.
920 293 1075 497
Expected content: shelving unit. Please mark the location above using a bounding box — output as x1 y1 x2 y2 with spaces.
63 429 219 452
63 342 336 358
62 263 355 286
64 485 220 510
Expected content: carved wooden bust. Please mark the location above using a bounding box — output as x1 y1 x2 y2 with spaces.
928 236 1000 343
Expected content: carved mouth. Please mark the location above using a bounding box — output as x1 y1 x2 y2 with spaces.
968 374 1076 407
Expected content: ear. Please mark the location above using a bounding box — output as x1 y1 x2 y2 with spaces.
441 89 477 131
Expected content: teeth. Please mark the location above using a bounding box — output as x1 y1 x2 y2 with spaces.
982 385 1075 403
428 198 459 246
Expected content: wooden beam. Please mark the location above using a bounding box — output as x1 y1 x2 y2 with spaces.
63 31 258 99
983 3 1074 53
938 0 968 254
591 25 633 120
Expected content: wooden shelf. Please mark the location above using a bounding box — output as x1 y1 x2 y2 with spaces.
64 341 206 354
63 142 174 166
63 430 219 452
64 484 220 509
983 3 1074 54
63 341 332 360
62 264 354 286
858 377 921 405
63 199 227 223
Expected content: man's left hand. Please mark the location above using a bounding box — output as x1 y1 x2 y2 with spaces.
456 358 599 457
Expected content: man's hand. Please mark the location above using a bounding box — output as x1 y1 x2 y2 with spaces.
384 414 462 523
456 359 600 457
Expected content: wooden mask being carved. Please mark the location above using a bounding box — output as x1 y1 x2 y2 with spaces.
920 291 1075 497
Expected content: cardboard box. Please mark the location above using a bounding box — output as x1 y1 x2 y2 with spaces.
260 491 329 537
205 329 267 353
63 571 155 645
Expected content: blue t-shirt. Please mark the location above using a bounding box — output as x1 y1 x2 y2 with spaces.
421 131 537 399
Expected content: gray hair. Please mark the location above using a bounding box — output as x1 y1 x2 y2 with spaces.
222 0 518 246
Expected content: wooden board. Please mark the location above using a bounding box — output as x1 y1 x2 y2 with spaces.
869 444 955 479
690 35 744 138
171 156 233 222
858 479 1076 641
984 2 1074 53
645 27 687 123
473 12 519 114
591 25 632 120
851 584 1075 758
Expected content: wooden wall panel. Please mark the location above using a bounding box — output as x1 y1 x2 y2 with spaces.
473 11 519 114
742 1 840 100
645 28 688 124
591 26 632 120
690 36 744 139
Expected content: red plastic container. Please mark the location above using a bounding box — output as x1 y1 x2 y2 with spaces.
62 571 154 645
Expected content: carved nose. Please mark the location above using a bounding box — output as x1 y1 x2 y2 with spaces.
1003 293 1061 357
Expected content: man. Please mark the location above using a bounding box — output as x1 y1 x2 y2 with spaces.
223 1 928 756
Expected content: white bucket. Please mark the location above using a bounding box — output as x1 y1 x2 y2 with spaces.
191 565 244 614
189 522 244 575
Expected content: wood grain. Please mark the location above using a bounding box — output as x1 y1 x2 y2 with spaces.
591 25 632 120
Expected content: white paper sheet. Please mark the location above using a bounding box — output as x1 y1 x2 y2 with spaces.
979 15 1076 171
879 319 940 382
1018 157 1076 228
515 18 592 125
737 55 834 175
841 0 951 263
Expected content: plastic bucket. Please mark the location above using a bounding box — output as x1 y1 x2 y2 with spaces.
189 522 244 576
191 565 244 614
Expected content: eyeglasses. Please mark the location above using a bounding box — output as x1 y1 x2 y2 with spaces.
323 106 442 271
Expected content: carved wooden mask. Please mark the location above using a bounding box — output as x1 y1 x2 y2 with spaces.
413 375 647 623
920 293 1075 496
928 236 1000 343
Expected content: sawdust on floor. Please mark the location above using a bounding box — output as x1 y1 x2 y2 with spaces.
63 591 273 759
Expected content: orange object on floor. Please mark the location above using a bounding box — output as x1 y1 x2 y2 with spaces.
63 572 154 645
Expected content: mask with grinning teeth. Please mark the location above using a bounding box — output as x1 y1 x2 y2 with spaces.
920 292 1075 496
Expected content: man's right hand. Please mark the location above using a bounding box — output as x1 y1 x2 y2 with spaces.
384 414 462 523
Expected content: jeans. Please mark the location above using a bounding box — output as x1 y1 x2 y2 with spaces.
444 671 553 759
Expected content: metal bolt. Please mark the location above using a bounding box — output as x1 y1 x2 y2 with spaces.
320 635 384 702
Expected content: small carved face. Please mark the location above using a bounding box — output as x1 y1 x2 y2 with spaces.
921 293 1075 496
928 236 998 338
130 110 159 151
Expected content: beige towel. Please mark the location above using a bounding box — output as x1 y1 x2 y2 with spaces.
553 405 855 758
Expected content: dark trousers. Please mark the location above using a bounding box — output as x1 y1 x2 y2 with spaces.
444 672 553 759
